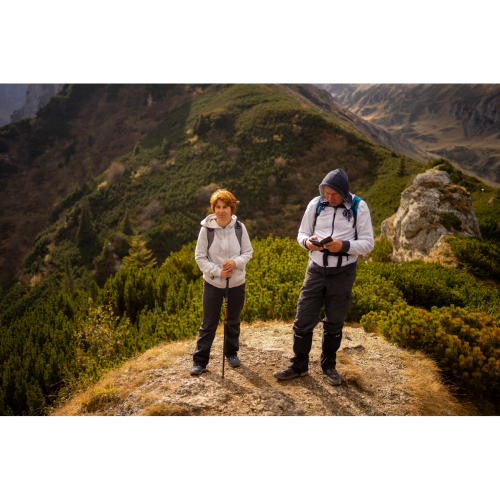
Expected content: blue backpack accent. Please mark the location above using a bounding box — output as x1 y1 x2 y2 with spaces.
314 195 362 240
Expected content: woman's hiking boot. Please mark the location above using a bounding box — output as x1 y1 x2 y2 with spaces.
190 365 206 376
324 367 341 386
273 366 308 380
227 355 241 367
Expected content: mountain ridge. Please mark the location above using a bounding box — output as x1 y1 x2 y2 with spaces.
0 84 29 126
10 83 63 122
317 84 500 186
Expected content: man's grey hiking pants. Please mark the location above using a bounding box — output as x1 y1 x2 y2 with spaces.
290 264 357 374
193 280 246 368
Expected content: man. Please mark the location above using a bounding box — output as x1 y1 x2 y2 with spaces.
274 168 374 385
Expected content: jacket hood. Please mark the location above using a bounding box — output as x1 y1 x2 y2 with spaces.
200 214 237 229
319 169 352 206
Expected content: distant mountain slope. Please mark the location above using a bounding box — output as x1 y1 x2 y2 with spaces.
10 84 63 122
317 84 500 185
0 83 419 286
0 84 29 126
283 84 427 163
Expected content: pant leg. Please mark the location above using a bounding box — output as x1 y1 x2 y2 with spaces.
321 266 357 372
290 267 326 373
193 281 224 368
223 283 246 358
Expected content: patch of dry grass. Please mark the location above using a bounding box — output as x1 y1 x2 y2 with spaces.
140 403 193 416
52 338 195 416
337 352 372 392
403 351 477 416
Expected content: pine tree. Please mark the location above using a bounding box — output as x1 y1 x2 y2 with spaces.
64 253 74 293
122 235 157 269
88 279 99 302
77 200 98 263
161 138 169 156
120 208 134 236
397 156 406 177
133 141 141 155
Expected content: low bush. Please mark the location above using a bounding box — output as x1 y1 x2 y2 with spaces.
361 304 500 399
447 235 500 280
369 236 393 262
367 260 500 321
107 162 125 184
439 212 462 231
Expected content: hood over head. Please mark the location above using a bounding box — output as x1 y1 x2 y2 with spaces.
200 213 237 229
319 169 352 206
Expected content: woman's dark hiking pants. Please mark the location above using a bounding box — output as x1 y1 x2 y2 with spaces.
290 265 356 374
193 280 246 368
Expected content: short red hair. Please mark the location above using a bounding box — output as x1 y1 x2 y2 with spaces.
210 189 239 215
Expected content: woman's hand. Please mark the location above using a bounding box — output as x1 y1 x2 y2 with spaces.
323 239 343 253
223 260 236 271
221 268 233 278
306 237 324 251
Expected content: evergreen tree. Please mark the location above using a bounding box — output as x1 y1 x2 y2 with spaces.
88 279 99 302
161 138 169 156
77 201 98 263
133 141 141 155
64 253 74 293
120 208 134 236
397 156 406 177
122 235 157 269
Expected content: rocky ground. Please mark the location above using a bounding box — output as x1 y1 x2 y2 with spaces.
55 321 470 417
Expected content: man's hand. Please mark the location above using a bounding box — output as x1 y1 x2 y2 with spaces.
323 239 343 253
306 237 324 251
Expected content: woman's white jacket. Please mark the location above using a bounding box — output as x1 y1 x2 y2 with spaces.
195 214 253 288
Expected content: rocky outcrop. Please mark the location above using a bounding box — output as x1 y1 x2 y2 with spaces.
0 84 29 126
10 84 63 122
381 167 481 263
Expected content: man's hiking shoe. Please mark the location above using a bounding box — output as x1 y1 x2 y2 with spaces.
227 355 241 368
190 365 206 376
324 367 341 386
273 366 308 380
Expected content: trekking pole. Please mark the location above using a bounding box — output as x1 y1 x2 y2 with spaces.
222 277 229 379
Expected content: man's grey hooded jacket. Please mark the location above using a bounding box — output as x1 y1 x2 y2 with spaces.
297 169 374 268
195 214 254 288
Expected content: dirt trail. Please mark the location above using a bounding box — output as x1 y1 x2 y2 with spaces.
56 321 471 417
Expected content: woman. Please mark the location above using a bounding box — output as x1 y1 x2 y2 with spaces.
191 189 253 375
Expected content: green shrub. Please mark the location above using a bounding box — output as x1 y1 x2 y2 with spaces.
439 212 462 231
367 260 500 321
369 236 393 262
361 304 500 398
447 235 500 280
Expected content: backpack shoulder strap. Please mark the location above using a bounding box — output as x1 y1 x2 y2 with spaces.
313 197 327 230
234 221 242 248
351 195 361 216
350 195 362 240
205 227 215 253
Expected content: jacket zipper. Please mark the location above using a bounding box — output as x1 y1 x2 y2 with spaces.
330 207 337 237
